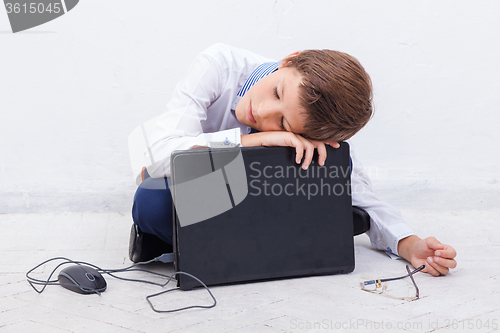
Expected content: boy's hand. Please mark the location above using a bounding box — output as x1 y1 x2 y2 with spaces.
398 235 457 276
241 132 339 170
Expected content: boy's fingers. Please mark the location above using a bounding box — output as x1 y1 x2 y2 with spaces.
427 257 449 275
293 140 305 164
295 148 304 164
294 135 313 169
435 246 457 259
433 256 457 269
316 142 327 166
302 142 315 170
421 262 441 277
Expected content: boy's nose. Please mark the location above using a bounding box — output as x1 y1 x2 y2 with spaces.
257 103 276 120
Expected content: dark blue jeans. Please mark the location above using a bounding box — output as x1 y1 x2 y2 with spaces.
132 177 174 245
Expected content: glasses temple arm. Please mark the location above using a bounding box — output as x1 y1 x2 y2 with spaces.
362 264 425 285
406 264 420 298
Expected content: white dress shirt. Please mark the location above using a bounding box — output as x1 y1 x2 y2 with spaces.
128 43 415 257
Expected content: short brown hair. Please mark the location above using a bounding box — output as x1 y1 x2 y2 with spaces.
283 50 373 142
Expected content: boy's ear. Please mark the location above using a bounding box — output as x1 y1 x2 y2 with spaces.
278 51 300 69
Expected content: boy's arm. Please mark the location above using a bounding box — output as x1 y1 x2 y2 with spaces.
241 131 339 170
348 142 457 276
243 132 458 276
145 50 237 178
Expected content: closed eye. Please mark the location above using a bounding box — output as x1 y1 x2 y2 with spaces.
276 86 285 130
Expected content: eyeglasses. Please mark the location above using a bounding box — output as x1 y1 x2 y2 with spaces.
359 265 425 301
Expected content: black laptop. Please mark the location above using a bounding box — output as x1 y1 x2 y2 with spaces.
170 143 354 290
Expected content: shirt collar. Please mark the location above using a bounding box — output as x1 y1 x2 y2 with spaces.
231 62 279 111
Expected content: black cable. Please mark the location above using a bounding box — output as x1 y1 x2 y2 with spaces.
146 271 217 313
26 257 174 288
26 256 217 313
27 279 104 295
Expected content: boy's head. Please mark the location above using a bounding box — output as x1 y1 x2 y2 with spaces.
283 49 373 142
235 49 373 143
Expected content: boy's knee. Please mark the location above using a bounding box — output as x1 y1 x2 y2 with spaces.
132 178 174 245
133 178 172 219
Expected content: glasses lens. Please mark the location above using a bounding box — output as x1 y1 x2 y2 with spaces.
381 278 418 300
360 273 419 301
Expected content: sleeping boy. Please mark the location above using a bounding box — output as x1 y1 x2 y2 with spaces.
130 43 457 276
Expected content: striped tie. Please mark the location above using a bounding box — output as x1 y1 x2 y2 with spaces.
237 62 280 98
231 62 279 111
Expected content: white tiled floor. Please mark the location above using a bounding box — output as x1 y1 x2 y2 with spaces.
1 208 499 333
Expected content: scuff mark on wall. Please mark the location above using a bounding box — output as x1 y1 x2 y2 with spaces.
271 0 297 39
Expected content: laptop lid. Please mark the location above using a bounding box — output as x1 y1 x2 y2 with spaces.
170 143 354 290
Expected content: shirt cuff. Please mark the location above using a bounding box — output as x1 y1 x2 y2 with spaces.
205 128 241 148
386 223 415 258
385 251 403 260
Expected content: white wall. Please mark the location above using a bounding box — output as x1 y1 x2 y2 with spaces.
1 0 499 213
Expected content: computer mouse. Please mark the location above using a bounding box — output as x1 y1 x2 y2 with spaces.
58 264 107 294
